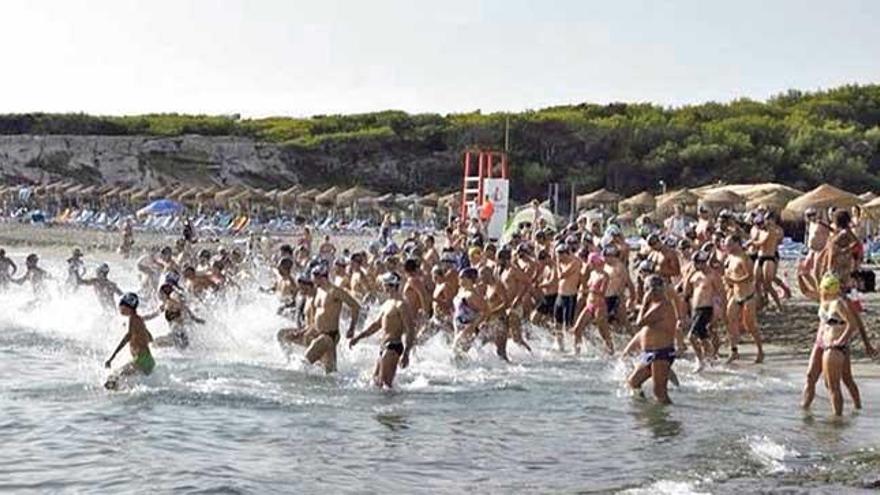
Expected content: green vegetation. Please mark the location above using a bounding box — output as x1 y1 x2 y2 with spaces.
2 84 880 199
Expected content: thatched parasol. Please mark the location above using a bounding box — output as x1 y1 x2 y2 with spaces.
783 184 862 222
438 191 461 209
618 191 656 213
698 189 746 210
148 186 170 200
336 186 377 207
297 188 321 205
418 192 440 208
78 185 98 197
746 190 794 212
655 189 700 217
129 188 149 202
576 188 622 211
315 186 341 206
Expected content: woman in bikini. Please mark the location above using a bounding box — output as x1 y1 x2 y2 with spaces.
144 283 206 349
572 253 614 355
451 267 490 359
801 273 870 416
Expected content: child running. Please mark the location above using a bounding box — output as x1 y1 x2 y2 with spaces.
104 293 155 390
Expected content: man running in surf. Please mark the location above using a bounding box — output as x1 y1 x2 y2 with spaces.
349 272 414 388
78 263 124 312
276 264 361 373
623 276 678 405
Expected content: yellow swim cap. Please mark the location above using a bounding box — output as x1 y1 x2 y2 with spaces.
468 247 482 258
820 273 841 294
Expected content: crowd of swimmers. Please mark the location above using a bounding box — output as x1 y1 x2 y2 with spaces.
0 201 874 415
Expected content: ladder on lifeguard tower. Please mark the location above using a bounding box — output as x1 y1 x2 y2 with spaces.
460 148 509 219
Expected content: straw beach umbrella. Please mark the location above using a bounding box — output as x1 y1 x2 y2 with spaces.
655 189 699 217
315 186 341 206
698 189 746 211
782 184 862 222
618 191 656 214
576 188 622 211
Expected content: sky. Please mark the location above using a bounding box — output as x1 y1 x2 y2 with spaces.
0 0 878 117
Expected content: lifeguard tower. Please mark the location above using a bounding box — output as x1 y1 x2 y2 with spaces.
460 148 510 240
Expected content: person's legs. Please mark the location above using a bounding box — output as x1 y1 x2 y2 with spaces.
725 300 741 363
841 353 862 409
627 365 652 397
378 349 401 388
801 345 823 409
823 349 845 416
651 360 672 405
743 300 764 363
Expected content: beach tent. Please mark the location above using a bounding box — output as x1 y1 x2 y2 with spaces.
698 189 746 211
137 199 184 216
315 186 341 206
618 191 656 214
504 206 557 240
576 188 622 211
782 184 862 222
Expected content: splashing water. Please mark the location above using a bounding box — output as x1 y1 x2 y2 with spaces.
1 248 879 493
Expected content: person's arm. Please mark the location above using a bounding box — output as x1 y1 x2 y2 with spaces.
105 332 130 368
400 303 415 369
349 317 381 348
622 329 645 356
183 302 206 324
338 289 362 338
141 304 163 321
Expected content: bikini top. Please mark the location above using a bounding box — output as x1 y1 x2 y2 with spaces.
454 294 478 324
165 307 183 322
817 306 845 326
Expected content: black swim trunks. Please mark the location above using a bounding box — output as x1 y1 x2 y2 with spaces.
689 306 713 340
605 296 621 323
554 294 577 326
382 340 405 355
537 294 556 316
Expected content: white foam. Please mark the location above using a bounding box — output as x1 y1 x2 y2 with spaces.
747 435 800 473
620 480 709 495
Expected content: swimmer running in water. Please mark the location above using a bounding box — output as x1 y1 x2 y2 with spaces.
144 282 206 349
623 275 677 405
104 293 154 390
349 272 414 388
77 263 124 312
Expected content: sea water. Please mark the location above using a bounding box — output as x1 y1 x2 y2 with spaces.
1 249 879 494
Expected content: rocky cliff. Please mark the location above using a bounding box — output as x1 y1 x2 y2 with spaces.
0 134 461 193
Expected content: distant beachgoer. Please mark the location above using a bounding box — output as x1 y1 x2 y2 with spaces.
120 219 134 258
65 248 85 290
104 293 154 390
0 248 17 289
12 253 50 298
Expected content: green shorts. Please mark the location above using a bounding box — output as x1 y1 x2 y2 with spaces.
133 352 155 375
